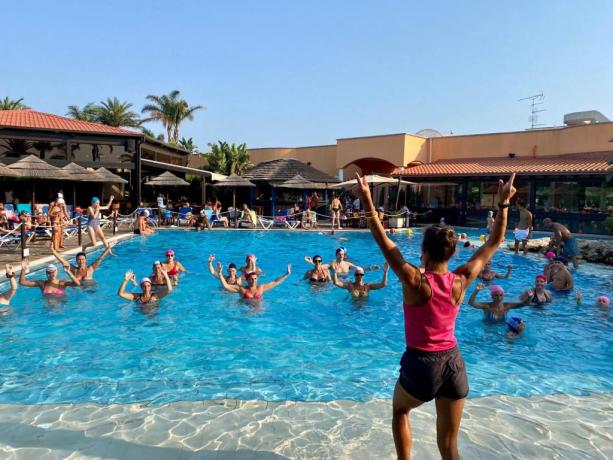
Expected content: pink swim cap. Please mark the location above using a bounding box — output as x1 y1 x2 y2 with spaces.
489 285 504 295
597 295 610 306
545 251 555 260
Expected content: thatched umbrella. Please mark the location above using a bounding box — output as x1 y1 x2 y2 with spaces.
212 174 255 209
61 163 107 214
331 174 416 188
95 167 129 184
0 162 21 178
276 174 328 190
7 155 68 211
144 171 189 187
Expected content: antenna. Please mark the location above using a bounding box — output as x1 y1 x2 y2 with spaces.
518 91 546 129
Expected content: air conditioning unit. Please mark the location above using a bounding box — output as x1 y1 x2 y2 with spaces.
563 111 610 126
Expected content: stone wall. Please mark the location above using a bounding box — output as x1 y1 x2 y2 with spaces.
506 237 613 265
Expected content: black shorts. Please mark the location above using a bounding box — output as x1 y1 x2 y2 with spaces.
398 346 469 402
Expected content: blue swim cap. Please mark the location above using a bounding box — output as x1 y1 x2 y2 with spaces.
91 197 100 204
506 316 524 334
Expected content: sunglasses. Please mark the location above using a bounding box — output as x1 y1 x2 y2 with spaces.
314 259 322 263
355 273 364 277
167 254 174 258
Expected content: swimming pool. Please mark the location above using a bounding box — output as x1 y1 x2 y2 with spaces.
0 230 611 405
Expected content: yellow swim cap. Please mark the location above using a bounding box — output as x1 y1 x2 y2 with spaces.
479 235 485 241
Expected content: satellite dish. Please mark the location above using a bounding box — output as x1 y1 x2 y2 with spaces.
415 129 443 138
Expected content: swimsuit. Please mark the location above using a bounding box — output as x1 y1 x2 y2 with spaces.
485 309 506 322
43 283 65 296
309 271 328 282
135 294 157 304
87 209 100 229
167 262 179 276
242 289 263 300
514 228 529 241
531 291 552 306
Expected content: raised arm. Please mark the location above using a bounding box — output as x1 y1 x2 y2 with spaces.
332 270 350 290
261 265 291 292
161 266 173 293
217 262 241 293
467 284 489 309
19 260 40 288
368 262 389 291
60 266 80 287
176 261 187 273
496 264 513 279
455 174 516 286
51 246 72 269
0 264 17 304
208 254 220 279
118 270 136 300
100 195 114 211
91 241 115 270
351 174 420 287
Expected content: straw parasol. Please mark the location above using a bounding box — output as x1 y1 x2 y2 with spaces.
277 174 328 190
0 162 21 178
61 163 107 214
331 174 416 188
95 167 128 184
7 155 68 210
212 174 256 209
144 171 189 187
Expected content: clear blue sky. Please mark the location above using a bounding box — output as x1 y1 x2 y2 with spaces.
2 0 612 150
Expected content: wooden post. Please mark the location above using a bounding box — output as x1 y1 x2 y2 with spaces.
77 214 82 246
20 223 26 260
113 213 117 235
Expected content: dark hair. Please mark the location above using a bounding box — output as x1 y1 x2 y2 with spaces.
228 263 237 269
463 241 471 248
313 254 322 262
516 199 526 208
422 225 457 262
76 252 86 259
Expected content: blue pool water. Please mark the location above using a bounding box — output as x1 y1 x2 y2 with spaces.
0 230 611 405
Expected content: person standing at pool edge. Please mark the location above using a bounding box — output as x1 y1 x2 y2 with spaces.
352 172 516 460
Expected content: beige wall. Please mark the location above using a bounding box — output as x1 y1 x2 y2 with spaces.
247 121 613 176
430 122 613 161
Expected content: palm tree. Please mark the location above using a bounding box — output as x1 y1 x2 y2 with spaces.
142 90 203 143
140 127 156 138
96 98 141 127
178 137 198 153
206 141 251 175
66 103 98 122
32 141 55 159
1 139 34 157
0 97 29 110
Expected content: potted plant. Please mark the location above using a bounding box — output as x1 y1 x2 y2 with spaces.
388 210 407 228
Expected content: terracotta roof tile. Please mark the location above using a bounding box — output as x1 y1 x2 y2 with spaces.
392 152 612 177
0 110 142 137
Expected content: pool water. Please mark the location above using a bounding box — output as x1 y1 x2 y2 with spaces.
0 230 611 405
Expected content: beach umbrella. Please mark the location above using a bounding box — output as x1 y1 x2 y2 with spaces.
0 162 21 178
331 174 416 188
95 167 129 184
61 163 107 214
212 174 255 209
276 174 328 190
7 155 68 211
144 171 189 187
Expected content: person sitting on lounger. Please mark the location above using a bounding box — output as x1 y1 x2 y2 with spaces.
237 203 256 228
134 210 154 236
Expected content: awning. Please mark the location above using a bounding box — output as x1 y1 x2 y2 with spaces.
141 158 226 181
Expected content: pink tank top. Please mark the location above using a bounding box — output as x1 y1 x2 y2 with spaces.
403 272 459 352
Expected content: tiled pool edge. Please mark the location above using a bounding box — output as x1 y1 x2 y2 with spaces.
0 393 610 459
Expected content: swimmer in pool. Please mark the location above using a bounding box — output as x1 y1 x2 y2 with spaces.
332 262 389 297
468 284 527 322
239 254 264 277
118 269 172 304
505 316 526 339
208 254 244 286
305 247 377 276
0 264 17 314
519 274 553 306
162 249 187 285
303 255 332 283
596 295 610 310
478 261 512 282
50 241 115 284
19 259 80 297
217 262 290 300
547 258 574 291
148 261 172 298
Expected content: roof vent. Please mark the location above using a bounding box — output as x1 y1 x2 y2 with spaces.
564 111 610 126
508 153 516 158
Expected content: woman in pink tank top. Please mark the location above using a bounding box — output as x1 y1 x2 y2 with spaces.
352 173 517 460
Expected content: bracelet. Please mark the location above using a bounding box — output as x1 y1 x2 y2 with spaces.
498 202 510 209
6 274 14 279
365 215 379 221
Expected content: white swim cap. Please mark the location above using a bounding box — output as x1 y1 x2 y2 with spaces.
140 277 152 285
143 210 150 217
46 264 57 272
57 193 63 199
354 266 365 275
57 198 65 204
